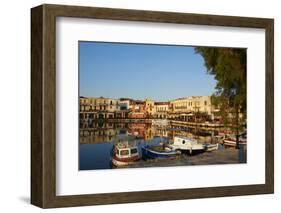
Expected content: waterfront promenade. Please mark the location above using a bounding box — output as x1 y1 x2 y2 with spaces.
112 147 246 169
81 118 224 127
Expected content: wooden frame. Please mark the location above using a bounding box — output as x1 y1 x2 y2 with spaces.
31 4 274 208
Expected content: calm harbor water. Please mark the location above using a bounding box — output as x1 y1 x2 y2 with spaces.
79 121 246 170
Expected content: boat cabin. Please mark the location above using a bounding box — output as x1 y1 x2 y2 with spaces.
114 143 139 159
173 136 198 146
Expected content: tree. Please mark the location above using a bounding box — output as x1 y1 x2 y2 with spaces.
195 47 247 148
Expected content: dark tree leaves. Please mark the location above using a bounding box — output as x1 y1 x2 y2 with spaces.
195 47 247 113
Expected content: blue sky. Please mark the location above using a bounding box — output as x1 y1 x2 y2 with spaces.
79 41 216 101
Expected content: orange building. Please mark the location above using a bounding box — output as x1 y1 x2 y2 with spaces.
128 100 147 118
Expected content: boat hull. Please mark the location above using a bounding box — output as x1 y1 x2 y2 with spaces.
180 149 205 155
111 155 140 167
169 144 205 155
142 147 179 159
204 143 219 152
223 139 246 147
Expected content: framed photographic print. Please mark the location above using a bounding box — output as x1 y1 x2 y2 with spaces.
31 4 274 208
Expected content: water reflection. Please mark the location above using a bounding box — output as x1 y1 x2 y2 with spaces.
80 120 216 144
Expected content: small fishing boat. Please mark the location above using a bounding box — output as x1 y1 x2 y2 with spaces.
142 143 180 159
204 143 219 152
223 133 247 147
111 142 140 167
168 136 205 155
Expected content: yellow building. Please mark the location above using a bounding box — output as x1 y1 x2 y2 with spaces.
154 102 169 119
170 96 212 115
79 96 119 119
144 99 155 117
80 96 95 112
93 97 119 112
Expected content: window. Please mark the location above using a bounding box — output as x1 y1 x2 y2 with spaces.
131 148 138 154
120 149 129 156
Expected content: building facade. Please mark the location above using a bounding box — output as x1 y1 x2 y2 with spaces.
154 102 169 119
129 100 146 118
80 96 119 119
170 96 212 114
169 96 213 121
144 99 155 118
80 96 214 121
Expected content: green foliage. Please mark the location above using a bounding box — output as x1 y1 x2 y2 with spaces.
195 47 247 113
196 47 247 132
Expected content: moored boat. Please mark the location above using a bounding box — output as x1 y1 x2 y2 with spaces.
168 136 205 155
223 133 247 147
142 143 180 159
204 143 219 152
111 142 140 167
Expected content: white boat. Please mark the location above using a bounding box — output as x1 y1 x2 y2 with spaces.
111 142 140 167
168 136 205 154
204 143 219 152
223 133 247 147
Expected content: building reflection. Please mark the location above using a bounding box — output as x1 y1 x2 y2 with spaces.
80 120 218 144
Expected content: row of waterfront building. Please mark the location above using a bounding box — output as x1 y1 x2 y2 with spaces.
80 96 218 121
